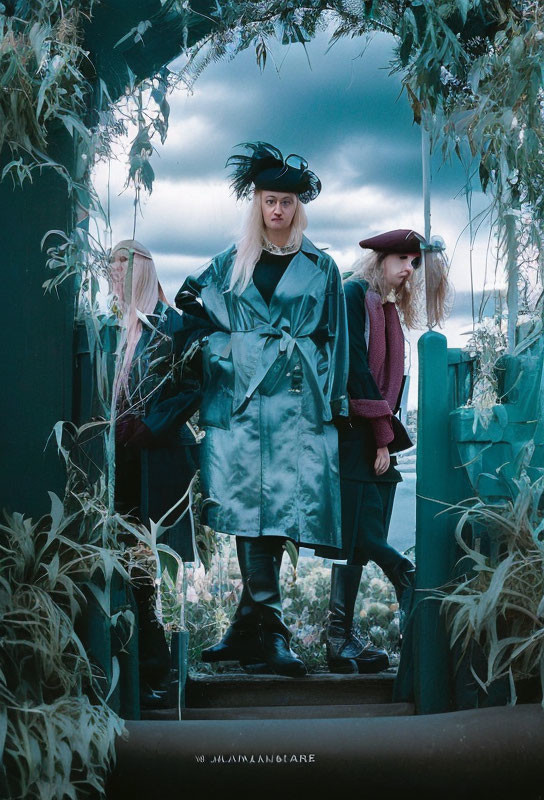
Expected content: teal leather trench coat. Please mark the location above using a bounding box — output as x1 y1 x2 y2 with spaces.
176 236 349 553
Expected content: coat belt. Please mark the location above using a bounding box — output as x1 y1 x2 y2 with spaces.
256 324 303 358
231 324 326 416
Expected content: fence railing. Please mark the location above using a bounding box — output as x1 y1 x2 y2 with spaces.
399 327 543 713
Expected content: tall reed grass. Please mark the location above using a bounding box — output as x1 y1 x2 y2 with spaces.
442 475 544 704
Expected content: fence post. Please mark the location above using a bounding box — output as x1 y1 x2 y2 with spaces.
412 331 458 713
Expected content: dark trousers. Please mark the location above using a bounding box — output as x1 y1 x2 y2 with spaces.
131 573 171 688
341 480 405 574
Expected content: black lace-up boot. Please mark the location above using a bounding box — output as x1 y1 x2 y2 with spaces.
326 563 389 674
203 537 306 676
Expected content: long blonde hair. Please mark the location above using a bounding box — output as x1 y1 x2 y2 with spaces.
111 239 168 405
348 249 450 330
229 190 308 293
348 251 422 330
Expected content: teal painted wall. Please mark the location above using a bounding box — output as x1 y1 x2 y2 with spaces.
0 131 76 517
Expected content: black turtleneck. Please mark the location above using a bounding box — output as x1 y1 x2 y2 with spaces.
253 250 297 305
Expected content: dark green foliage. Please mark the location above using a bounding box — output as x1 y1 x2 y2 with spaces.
0 484 127 798
0 2 95 179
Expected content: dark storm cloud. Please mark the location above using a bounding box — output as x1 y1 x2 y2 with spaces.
152 30 466 198
136 227 229 260
98 25 486 315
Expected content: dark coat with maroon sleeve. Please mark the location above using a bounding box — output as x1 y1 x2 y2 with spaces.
338 278 412 485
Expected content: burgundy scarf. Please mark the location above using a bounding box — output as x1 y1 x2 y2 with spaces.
349 290 405 448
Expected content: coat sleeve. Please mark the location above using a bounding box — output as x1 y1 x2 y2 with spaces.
323 260 349 418
142 255 233 439
175 249 234 351
344 280 394 449
141 308 202 441
175 270 217 353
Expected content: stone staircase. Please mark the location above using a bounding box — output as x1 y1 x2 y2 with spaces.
143 669 414 721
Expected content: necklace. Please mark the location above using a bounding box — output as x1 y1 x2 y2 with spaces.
262 238 299 256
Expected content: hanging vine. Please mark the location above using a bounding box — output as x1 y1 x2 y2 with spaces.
0 1 97 180
1 1 179 297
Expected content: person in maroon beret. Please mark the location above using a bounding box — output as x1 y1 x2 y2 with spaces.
325 228 450 673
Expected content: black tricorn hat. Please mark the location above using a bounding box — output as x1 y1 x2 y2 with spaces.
359 229 423 253
226 141 321 203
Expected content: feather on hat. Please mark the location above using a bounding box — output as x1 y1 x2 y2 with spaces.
226 141 321 203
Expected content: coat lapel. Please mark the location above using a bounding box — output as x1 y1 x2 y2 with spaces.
242 277 271 320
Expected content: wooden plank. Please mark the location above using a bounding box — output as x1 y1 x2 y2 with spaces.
185 672 395 709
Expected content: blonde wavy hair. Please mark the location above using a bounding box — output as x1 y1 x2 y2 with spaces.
348 249 450 330
111 239 168 406
229 190 308 293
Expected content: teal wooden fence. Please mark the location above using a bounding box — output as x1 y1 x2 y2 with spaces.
398 325 544 713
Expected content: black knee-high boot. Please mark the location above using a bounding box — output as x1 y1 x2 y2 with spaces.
236 537 306 677
382 557 415 603
202 538 306 676
381 557 415 634
201 538 270 665
201 579 263 665
326 563 389 674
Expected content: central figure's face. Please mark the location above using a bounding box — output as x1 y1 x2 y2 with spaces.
260 191 298 234
382 252 420 289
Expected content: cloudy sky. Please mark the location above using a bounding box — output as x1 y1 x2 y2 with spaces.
94 29 502 403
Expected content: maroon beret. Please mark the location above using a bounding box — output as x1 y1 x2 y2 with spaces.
359 229 423 253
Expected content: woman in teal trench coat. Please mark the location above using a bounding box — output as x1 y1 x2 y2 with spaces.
176 143 349 676
111 240 201 705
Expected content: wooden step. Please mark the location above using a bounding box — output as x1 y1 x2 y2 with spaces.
142 672 540 723
181 702 414 720
140 670 399 719
185 670 395 708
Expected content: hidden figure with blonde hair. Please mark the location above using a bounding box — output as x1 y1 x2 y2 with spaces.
109 239 200 709
110 239 168 406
